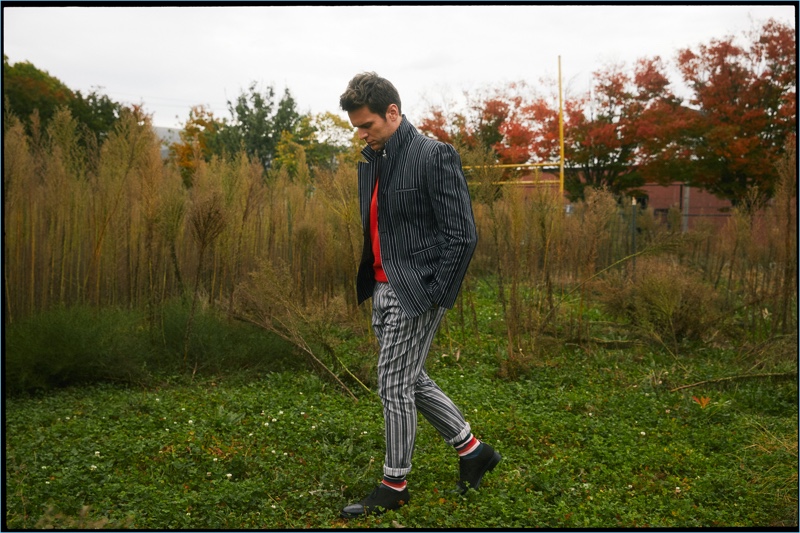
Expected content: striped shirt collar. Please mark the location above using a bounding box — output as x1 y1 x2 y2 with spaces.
361 115 416 163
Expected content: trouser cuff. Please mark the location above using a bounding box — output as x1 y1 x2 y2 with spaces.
445 423 472 447
383 463 412 478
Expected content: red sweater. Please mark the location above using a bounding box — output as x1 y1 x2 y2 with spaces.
370 180 388 283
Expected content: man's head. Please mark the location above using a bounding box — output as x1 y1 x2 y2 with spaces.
340 72 402 151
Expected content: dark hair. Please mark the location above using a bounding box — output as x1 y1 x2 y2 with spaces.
339 72 402 117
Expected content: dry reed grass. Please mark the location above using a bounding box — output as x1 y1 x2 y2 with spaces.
3 109 796 368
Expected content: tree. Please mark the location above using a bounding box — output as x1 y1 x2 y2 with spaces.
217 83 302 171
3 55 75 134
675 19 796 206
420 73 678 200
69 88 123 145
419 19 795 205
306 112 355 169
274 112 360 179
553 58 682 200
4 56 123 148
419 83 535 165
169 105 225 186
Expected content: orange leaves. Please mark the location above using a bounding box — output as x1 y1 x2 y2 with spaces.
633 57 671 99
692 396 711 409
169 105 225 182
418 109 453 144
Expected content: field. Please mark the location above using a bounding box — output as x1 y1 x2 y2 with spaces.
5 287 797 530
4 105 797 529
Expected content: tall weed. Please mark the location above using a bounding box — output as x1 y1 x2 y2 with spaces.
592 257 725 352
3 107 796 388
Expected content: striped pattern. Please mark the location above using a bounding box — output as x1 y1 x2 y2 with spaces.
356 117 478 318
456 435 481 457
372 283 471 478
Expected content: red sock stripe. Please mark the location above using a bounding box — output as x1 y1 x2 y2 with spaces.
457 436 480 457
382 479 407 491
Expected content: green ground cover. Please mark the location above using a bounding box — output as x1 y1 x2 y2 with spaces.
5 322 797 529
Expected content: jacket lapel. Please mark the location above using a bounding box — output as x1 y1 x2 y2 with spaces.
358 158 378 228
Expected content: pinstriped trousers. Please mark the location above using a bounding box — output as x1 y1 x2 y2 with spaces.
372 282 472 478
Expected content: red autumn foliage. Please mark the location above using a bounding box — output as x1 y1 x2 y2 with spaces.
418 19 795 205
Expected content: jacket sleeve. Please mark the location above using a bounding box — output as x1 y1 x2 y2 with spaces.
426 142 478 308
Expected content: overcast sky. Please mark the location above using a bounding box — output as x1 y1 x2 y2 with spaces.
3 4 796 129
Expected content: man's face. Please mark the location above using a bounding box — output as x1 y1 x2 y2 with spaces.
347 104 400 151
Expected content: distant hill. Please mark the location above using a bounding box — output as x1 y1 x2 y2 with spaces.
153 126 180 158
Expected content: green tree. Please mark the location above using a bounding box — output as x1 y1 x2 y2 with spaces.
297 112 355 173
3 55 74 134
4 56 123 148
69 88 123 145
218 83 302 170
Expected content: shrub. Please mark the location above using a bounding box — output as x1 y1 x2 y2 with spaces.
155 298 301 375
592 257 725 349
3 301 302 396
4 305 152 395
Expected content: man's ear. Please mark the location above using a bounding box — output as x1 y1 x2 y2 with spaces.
386 104 400 121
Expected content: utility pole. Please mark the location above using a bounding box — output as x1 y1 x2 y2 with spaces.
558 56 565 194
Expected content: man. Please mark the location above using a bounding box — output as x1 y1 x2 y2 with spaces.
338 72 501 519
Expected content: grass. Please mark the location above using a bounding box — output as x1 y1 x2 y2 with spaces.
4 294 797 529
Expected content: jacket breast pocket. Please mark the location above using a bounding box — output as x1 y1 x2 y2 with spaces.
393 187 427 222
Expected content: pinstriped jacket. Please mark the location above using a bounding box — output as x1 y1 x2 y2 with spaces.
356 117 478 318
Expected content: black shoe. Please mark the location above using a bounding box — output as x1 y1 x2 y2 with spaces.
457 443 501 494
340 484 410 519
